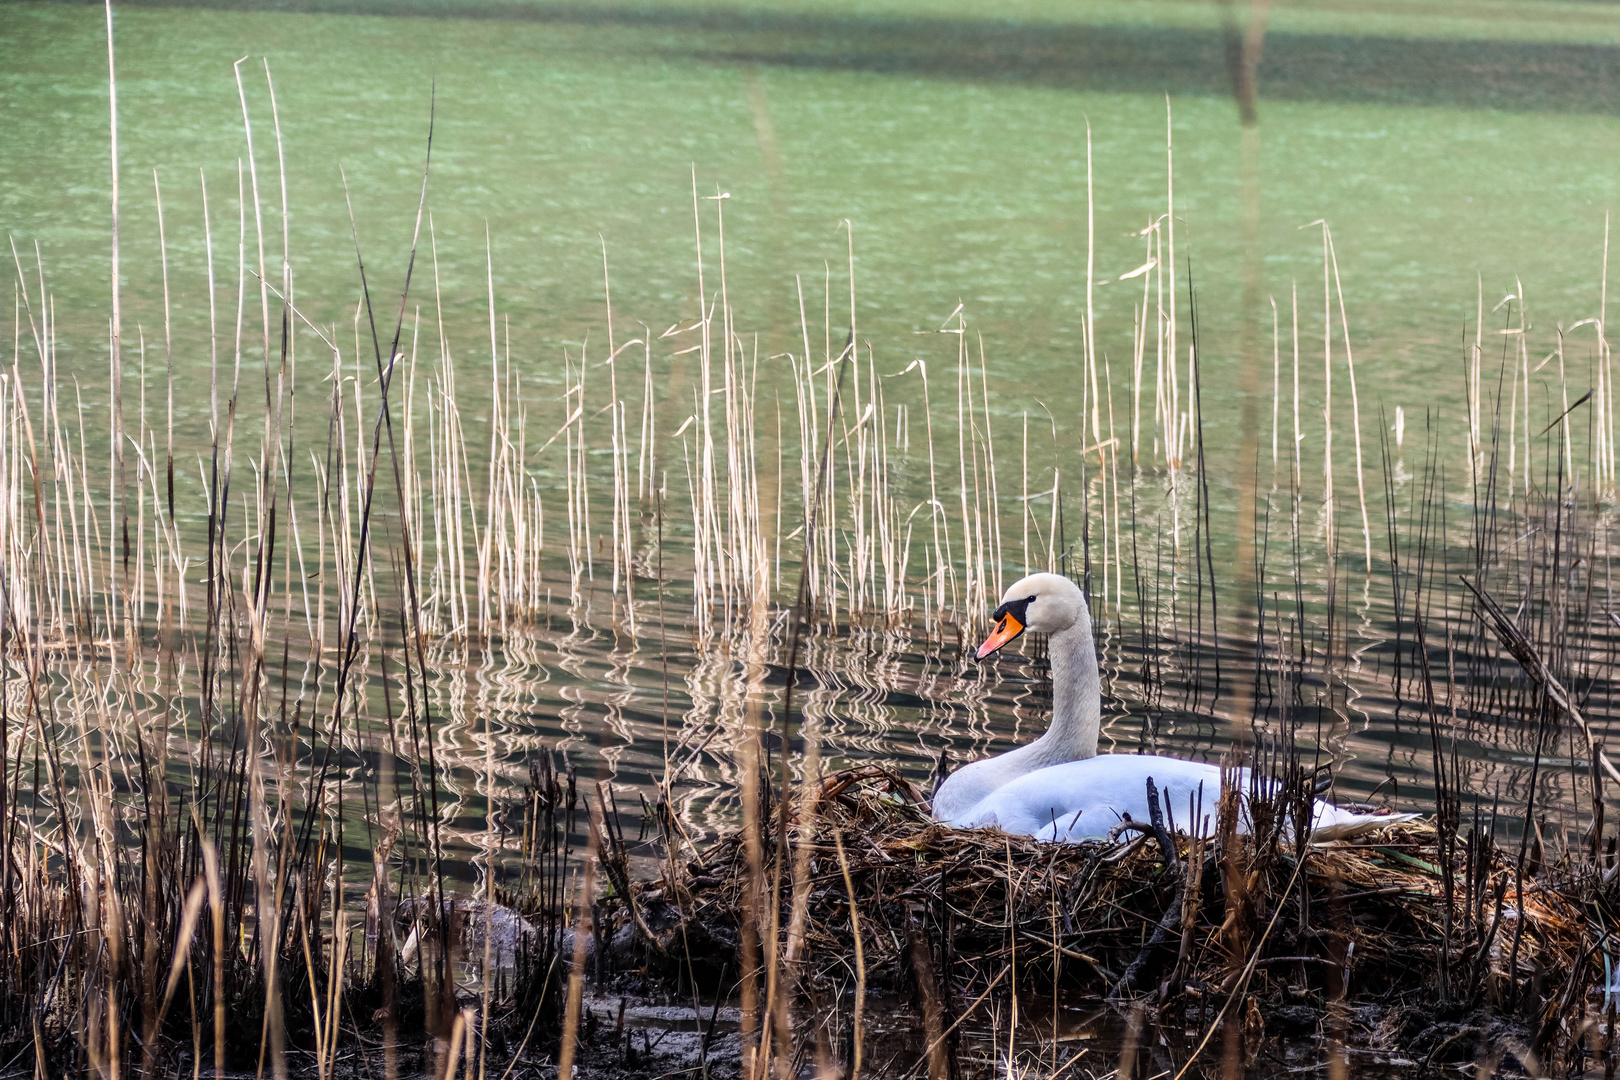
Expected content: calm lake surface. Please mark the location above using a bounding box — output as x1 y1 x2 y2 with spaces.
4 0 1620 857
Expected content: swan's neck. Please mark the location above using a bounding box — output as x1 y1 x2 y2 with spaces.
1036 618 1100 759
930 608 1103 824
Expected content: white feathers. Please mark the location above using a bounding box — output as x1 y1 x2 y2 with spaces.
935 573 1418 845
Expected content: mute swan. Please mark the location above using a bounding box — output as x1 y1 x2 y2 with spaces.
933 573 1416 842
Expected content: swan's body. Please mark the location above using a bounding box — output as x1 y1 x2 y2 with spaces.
935 574 1416 843
952 756 1409 842
949 755 1221 839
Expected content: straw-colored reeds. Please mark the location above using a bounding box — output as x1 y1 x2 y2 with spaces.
6 29 1620 1078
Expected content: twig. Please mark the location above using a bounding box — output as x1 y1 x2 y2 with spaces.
1108 779 1184 998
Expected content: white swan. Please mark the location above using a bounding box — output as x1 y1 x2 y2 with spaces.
932 573 1417 842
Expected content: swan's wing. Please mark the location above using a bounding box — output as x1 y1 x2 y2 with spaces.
1308 807 1422 841
959 756 1225 842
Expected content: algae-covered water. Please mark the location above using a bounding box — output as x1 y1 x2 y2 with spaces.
7 0 1620 424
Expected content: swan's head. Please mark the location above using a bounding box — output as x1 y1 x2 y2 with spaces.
975 572 1087 660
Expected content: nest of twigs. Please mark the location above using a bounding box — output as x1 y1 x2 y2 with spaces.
620 766 1612 1067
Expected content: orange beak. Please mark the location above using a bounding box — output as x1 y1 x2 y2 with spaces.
975 612 1026 659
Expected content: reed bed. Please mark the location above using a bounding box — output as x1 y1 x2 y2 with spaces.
5 26 1620 1076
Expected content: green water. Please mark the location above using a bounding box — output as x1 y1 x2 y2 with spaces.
6 0 1620 459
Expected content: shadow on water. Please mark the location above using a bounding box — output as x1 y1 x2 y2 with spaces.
60 0 1620 115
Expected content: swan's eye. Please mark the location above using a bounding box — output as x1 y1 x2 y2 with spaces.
1025 595 1037 604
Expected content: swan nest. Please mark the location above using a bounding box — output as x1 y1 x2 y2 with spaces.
623 766 1609 1066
